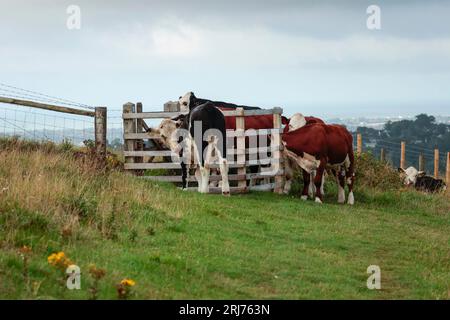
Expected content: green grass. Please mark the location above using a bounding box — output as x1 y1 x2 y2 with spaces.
0 141 449 299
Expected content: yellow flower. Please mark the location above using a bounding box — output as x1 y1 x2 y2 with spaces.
47 251 72 268
120 278 136 287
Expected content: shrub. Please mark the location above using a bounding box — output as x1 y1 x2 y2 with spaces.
355 152 403 191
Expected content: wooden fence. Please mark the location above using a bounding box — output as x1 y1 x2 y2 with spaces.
356 133 450 183
122 102 285 194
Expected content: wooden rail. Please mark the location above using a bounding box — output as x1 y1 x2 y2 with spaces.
0 96 107 167
0 96 95 117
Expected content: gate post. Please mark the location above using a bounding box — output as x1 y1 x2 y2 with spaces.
236 108 247 191
123 103 136 169
272 107 284 194
94 106 107 167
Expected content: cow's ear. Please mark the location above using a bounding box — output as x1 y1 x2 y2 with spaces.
398 167 405 173
175 120 182 128
418 171 426 177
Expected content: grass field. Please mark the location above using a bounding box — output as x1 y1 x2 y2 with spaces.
0 139 449 299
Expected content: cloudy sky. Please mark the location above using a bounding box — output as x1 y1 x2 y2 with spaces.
1 0 450 117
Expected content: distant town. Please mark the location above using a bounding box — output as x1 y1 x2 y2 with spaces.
327 115 450 131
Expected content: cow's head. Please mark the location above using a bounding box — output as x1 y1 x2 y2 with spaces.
178 92 197 112
288 113 307 131
148 118 183 152
398 166 425 185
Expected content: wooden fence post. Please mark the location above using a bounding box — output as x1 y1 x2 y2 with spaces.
400 141 406 169
380 148 385 162
236 108 247 191
94 106 107 167
446 152 450 184
419 153 425 172
434 148 439 178
123 103 136 168
356 134 362 155
135 102 144 165
273 107 284 194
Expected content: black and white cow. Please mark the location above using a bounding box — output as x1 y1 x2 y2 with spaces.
415 175 446 193
398 166 447 193
178 92 261 112
149 102 230 195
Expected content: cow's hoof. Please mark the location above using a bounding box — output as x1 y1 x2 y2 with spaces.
222 191 230 197
300 195 308 201
315 197 323 204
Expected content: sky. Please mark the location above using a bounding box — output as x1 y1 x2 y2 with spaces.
1 0 450 118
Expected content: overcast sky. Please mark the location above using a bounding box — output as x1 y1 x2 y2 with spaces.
1 0 450 117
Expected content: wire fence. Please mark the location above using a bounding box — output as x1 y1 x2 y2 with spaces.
0 103 125 147
353 134 448 176
0 82 124 148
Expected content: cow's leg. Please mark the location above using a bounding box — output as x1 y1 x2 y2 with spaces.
314 164 326 203
337 168 346 204
195 167 202 192
180 162 189 190
219 158 230 196
301 169 310 201
179 145 188 190
308 171 316 199
199 143 215 194
346 153 355 205
320 171 326 196
199 166 210 193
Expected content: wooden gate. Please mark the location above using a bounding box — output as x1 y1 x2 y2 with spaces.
122 102 285 194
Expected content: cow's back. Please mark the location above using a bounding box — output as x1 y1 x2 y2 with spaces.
282 124 328 159
282 124 353 165
323 125 353 165
220 107 273 130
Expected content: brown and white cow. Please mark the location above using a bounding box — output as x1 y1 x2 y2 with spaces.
282 113 325 133
282 113 326 196
282 123 355 204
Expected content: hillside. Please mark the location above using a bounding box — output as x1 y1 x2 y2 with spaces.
0 139 449 299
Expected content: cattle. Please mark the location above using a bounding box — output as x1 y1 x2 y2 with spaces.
149 102 230 195
415 176 446 193
398 167 447 193
282 123 355 204
178 92 261 112
282 113 325 133
166 101 278 188
398 166 425 186
178 93 278 187
282 113 326 196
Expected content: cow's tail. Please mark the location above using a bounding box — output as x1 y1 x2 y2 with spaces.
346 146 355 205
